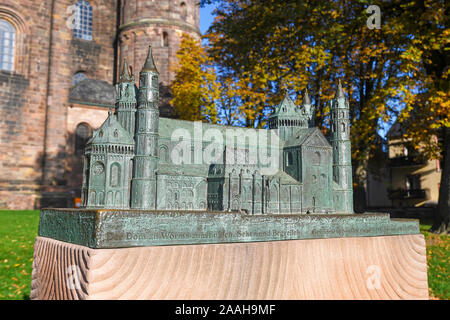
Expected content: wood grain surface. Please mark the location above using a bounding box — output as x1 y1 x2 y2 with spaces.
31 235 429 300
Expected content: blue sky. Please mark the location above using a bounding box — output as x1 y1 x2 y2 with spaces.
199 3 216 34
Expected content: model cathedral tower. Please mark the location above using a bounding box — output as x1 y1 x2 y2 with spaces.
131 47 160 209
81 46 160 209
330 80 353 213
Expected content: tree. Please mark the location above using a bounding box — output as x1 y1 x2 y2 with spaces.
171 34 219 123
203 0 419 210
173 32 273 128
392 0 449 233
200 0 448 228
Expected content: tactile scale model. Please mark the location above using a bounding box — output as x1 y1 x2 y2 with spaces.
81 46 353 215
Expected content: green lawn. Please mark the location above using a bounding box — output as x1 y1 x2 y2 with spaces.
0 210 448 300
0 210 39 300
419 220 449 300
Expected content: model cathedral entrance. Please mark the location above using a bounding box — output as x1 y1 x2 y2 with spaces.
81 46 353 214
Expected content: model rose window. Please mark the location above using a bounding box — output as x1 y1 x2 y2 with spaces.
0 20 15 71
73 0 93 41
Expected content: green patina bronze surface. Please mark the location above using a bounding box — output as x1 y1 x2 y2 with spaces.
38 209 419 249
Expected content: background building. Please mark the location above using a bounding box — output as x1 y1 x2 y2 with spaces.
386 120 442 208
0 0 200 209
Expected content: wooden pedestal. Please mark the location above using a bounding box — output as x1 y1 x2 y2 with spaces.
31 235 428 300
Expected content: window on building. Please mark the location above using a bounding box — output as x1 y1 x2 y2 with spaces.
313 151 321 165
75 123 91 155
73 72 88 85
180 2 187 20
159 145 168 163
406 175 421 190
110 163 121 187
73 0 93 41
0 20 15 71
403 146 409 156
162 32 169 47
286 152 293 166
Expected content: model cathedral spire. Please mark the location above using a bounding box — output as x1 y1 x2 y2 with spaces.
81 48 353 214
115 58 136 136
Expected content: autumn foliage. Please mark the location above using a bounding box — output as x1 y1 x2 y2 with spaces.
170 34 219 123
171 0 448 231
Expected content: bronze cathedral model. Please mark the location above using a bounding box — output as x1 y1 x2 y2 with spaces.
81 46 353 214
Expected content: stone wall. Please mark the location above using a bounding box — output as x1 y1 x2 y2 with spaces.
42 0 118 190
0 0 200 209
118 0 200 117
0 0 117 209
66 104 109 191
0 0 52 209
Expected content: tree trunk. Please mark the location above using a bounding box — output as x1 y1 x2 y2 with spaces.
353 156 369 213
431 126 450 234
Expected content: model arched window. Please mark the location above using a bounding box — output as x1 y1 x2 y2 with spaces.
0 20 15 71
270 185 278 201
73 72 87 85
162 32 169 47
75 123 91 155
313 151 321 165
110 163 121 187
159 145 168 162
73 0 93 41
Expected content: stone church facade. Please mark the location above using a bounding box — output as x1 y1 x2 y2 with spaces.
0 0 200 209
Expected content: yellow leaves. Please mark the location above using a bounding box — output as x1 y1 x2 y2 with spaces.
401 45 423 63
202 0 449 161
171 34 219 123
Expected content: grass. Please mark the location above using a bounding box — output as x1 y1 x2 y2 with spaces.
419 219 449 300
0 210 448 300
0 210 39 300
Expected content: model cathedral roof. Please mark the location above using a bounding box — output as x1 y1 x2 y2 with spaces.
88 109 135 146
